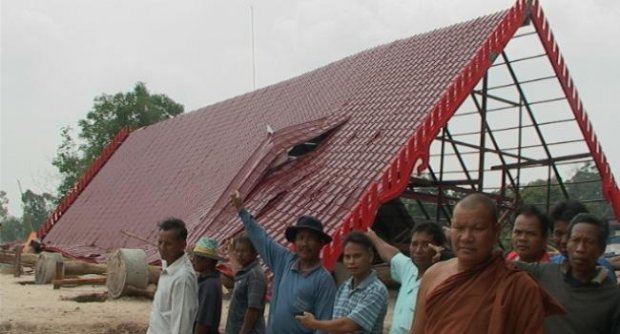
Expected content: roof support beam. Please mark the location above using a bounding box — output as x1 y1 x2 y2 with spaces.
477 73 489 192
501 51 570 199
490 153 592 170
435 136 536 162
472 90 520 107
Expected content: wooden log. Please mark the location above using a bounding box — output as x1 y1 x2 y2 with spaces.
53 277 107 289
35 252 64 284
64 261 107 276
0 250 38 267
122 283 157 299
13 246 22 277
53 261 65 289
107 249 149 299
35 252 109 284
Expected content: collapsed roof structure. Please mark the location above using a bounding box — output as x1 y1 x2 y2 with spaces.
38 0 620 269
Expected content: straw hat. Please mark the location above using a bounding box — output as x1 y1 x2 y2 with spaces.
192 236 224 261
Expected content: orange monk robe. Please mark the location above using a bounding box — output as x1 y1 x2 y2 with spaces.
422 253 564 334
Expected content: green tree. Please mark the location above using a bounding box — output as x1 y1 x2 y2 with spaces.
0 190 55 243
0 190 23 243
53 82 184 200
21 190 55 233
518 162 612 218
52 126 85 199
0 190 8 221
0 216 23 243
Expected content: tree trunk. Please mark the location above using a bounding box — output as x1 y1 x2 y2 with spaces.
107 249 149 299
53 277 107 289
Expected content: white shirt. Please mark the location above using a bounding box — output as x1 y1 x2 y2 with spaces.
147 253 198 334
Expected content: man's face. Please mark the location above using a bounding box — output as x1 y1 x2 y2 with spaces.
343 242 373 278
511 214 546 262
294 230 323 263
567 223 602 273
451 204 499 266
409 232 435 271
234 241 257 267
552 220 569 256
191 255 210 273
158 229 186 264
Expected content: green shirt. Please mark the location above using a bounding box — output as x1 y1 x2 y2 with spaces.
389 253 420 334
515 261 620 334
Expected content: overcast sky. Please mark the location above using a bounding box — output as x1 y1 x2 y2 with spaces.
1 0 619 216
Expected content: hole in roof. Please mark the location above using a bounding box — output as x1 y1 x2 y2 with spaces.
269 125 342 171
288 129 337 158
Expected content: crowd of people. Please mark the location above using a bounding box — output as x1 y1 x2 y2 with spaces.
145 192 620 333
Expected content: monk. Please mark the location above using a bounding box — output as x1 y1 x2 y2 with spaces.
410 194 563 334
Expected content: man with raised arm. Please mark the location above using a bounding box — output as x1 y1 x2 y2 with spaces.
366 222 448 334
410 193 563 334
230 191 336 334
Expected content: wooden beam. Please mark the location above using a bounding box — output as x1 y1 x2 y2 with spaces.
52 277 107 289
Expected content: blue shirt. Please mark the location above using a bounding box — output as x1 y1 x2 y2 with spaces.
389 253 420 334
333 270 388 334
238 209 336 334
550 254 617 283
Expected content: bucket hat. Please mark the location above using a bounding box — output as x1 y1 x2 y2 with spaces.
284 215 332 244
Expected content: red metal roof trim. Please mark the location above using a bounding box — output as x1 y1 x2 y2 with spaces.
38 128 131 240
529 0 620 218
321 0 530 270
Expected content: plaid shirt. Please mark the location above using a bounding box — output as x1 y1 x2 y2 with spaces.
333 270 388 334
225 260 266 334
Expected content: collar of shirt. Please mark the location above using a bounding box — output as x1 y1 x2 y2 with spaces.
236 260 259 276
507 251 550 263
162 253 190 276
561 261 609 286
347 270 378 292
199 271 220 279
291 258 322 277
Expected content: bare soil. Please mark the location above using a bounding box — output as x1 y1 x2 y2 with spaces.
0 270 396 334
0 272 151 334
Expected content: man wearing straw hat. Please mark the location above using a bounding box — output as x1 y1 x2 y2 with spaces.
230 191 336 334
192 236 224 334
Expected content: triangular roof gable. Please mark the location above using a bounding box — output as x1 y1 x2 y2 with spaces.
39 0 619 268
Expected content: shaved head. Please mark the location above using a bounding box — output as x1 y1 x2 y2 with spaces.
454 193 498 224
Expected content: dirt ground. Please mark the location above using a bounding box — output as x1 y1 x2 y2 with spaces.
0 270 396 334
0 271 151 334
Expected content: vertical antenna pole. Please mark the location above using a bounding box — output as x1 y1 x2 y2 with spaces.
250 5 256 90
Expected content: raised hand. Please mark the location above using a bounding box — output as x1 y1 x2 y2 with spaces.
230 190 243 210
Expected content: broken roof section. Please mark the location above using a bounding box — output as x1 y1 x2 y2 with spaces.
39 0 619 268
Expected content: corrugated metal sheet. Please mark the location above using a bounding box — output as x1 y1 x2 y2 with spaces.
41 9 510 264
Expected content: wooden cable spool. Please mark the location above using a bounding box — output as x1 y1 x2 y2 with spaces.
107 249 149 299
35 252 64 284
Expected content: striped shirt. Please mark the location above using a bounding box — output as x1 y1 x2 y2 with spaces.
333 270 388 334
